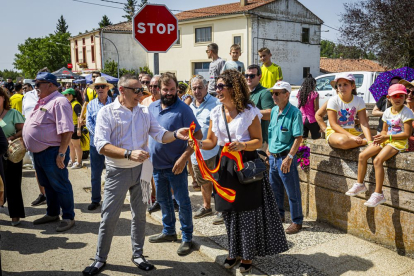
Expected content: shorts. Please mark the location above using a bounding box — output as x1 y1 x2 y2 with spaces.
325 127 362 142
72 126 81 140
380 139 408 152
192 157 216 186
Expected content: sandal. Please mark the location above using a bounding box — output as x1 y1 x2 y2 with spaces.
192 182 201 191
131 255 155 271
82 260 106 275
223 257 240 269
239 262 253 273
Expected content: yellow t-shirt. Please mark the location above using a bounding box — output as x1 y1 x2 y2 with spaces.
260 63 283 89
10 93 24 114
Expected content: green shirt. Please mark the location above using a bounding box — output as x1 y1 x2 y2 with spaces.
249 84 274 143
0 109 25 138
268 102 303 154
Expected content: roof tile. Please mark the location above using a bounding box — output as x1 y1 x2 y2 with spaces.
320 58 387 73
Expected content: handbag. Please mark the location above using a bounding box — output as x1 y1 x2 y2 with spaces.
7 138 27 163
221 105 266 184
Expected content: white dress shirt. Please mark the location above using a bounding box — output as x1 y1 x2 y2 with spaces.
22 89 39 117
94 97 167 168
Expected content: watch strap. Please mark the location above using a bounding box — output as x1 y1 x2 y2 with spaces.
288 153 293 159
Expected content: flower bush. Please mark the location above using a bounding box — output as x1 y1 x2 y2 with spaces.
297 143 311 172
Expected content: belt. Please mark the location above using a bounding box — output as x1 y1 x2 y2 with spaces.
271 150 290 159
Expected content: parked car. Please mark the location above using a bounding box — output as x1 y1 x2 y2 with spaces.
290 71 381 107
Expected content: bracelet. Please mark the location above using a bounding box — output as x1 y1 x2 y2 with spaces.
199 140 203 149
390 134 392 141
367 141 373 144
124 149 128 159
127 150 132 160
173 130 178 139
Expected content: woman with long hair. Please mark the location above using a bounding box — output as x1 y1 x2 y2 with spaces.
62 88 84 169
297 74 320 139
189 70 288 273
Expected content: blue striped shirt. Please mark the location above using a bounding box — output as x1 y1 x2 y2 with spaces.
86 96 113 146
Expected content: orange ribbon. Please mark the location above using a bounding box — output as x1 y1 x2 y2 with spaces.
189 122 244 203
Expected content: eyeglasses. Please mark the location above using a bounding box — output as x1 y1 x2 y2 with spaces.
149 85 159 89
123 86 144 94
94 85 107 89
206 50 211 53
35 81 49 88
92 75 100 78
215 83 232 91
270 91 286 96
244 74 257 79
141 81 150 85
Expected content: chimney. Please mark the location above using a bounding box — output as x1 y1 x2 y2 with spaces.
241 0 248 7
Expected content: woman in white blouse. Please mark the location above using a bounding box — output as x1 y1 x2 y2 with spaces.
191 70 288 273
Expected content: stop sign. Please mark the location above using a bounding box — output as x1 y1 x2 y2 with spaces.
132 4 178 53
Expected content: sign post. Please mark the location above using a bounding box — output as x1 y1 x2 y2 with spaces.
132 4 178 75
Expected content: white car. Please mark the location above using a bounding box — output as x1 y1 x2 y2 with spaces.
290 71 381 107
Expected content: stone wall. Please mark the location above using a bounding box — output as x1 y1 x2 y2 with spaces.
300 139 414 256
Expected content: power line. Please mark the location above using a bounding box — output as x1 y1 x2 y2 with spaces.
72 0 123 9
322 24 340 32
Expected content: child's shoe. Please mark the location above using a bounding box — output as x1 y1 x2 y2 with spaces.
345 183 367 196
364 193 386 207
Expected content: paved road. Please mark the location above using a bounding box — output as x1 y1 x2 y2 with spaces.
1 164 231 276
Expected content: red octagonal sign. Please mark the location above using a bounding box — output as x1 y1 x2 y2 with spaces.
132 4 178 53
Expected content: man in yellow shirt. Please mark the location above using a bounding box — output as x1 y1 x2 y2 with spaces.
10 83 24 113
258 47 283 88
78 71 101 135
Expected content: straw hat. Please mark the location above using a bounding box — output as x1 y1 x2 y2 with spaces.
398 79 414 89
7 138 27 163
89 77 114 90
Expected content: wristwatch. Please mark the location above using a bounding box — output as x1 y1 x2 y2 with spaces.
58 152 66 158
287 154 294 159
173 130 178 139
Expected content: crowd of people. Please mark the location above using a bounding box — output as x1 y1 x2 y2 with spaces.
1 42 413 275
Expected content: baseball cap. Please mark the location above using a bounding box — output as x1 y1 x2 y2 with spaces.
330 73 356 87
35 72 59 87
388 84 407 96
61 88 77 96
268 81 291 93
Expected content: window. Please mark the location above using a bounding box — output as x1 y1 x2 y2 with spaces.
234 36 241 46
195 27 212 43
91 45 95 63
194 62 210 79
75 49 79 63
91 35 94 43
75 40 78 47
82 38 85 45
83 46 86 63
176 29 181 45
316 75 335 91
303 67 310 78
354 74 364 88
302 28 310 44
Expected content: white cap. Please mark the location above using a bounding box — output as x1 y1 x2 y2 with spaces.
330 73 356 87
268 81 291 93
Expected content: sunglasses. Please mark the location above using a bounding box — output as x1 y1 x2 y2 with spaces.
35 81 49 88
215 83 232 91
206 50 210 53
123 86 144 94
141 81 150 85
92 75 100 78
244 74 257 79
270 91 286 96
94 85 107 89
149 85 159 89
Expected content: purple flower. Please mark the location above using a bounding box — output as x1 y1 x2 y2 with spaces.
303 152 310 158
304 159 310 166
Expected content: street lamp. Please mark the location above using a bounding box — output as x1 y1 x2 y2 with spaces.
96 35 119 79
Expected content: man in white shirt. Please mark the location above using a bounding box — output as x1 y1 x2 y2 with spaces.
82 74 190 275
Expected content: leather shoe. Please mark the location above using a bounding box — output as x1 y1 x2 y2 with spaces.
33 215 59 225
88 202 100 211
177 241 192 256
280 215 285 223
131 255 155 271
285 223 302 234
149 233 177 243
147 201 161 213
82 260 106 275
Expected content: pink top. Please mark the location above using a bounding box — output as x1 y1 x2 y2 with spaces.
297 91 319 124
23 91 74 153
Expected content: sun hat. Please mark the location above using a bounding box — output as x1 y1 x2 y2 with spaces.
89 77 114 90
330 73 356 88
35 72 59 87
268 81 292 93
61 88 76 96
388 84 407 96
398 79 414 89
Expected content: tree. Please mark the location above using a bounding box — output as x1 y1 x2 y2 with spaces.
99 15 112 28
339 0 414 68
138 0 147 8
55 15 69 34
13 32 71 78
122 0 137 21
0 70 21 81
320 39 377 60
101 60 151 77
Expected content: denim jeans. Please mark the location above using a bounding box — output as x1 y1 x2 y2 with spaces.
153 167 193 242
268 154 303 224
90 145 106 203
33 146 75 220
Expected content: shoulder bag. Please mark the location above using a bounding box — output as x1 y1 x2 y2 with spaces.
221 105 266 184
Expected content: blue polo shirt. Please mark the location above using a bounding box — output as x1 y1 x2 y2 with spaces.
148 99 201 169
189 94 220 164
268 102 303 154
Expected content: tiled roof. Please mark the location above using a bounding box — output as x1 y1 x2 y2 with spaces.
176 0 276 21
102 21 132 32
320 58 387 73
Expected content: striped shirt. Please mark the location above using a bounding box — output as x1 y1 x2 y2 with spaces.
86 96 113 146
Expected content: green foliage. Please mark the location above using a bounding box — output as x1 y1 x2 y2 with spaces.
320 40 377 60
0 69 22 81
139 65 153 76
13 32 71 78
123 0 137 21
138 0 148 8
55 15 69 34
99 15 112 28
101 60 153 78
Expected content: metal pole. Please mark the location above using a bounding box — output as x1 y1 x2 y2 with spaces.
99 36 120 79
154 53 159 75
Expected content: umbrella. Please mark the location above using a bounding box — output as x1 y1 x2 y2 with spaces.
52 67 83 79
369 67 414 101
84 73 118 84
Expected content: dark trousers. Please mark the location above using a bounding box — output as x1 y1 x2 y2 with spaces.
34 146 75 220
3 159 24 218
90 145 105 203
303 118 321 139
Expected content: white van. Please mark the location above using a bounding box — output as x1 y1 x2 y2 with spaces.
290 71 382 107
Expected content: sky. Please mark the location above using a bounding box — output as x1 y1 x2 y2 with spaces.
0 0 358 71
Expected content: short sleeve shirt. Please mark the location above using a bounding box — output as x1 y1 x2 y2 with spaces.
221 61 245 73
382 106 414 135
298 91 319 124
208 58 226 94
260 63 283 88
10 94 24 114
327 95 366 129
148 99 201 169
249 84 275 143
1 109 25 138
268 102 303 154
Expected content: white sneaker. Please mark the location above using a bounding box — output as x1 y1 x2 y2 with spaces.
345 183 367 196
364 193 386 207
71 162 82 169
68 160 73 167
